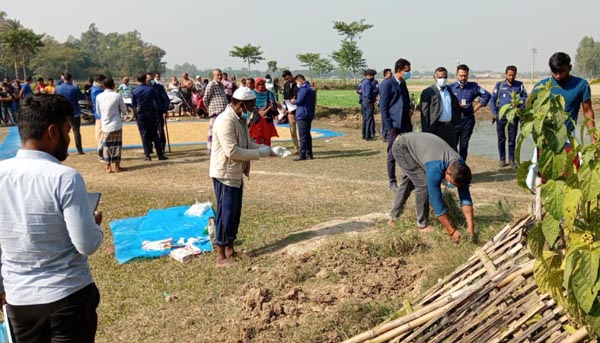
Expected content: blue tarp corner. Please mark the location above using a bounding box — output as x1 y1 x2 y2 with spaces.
110 205 214 264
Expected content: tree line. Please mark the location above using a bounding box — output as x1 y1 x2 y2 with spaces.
0 11 165 81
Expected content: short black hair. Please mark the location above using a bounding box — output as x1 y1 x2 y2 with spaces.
383 68 392 75
282 70 292 78
505 65 517 74
549 52 571 73
295 74 306 81
47 78 54 82
394 59 411 73
246 77 255 84
25 76 33 82
136 73 147 83
265 74 271 79
103 78 115 89
64 73 73 81
37 77 44 82
18 94 74 142
449 161 472 187
457 64 470 73
434 67 448 75
94 74 106 83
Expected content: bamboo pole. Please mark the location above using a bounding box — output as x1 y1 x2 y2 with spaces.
559 327 589 343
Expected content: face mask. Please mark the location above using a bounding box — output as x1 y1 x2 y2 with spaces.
403 71 411 80
436 78 448 87
458 80 467 86
296 82 303 88
241 104 252 120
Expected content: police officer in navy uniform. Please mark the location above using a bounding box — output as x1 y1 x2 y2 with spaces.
132 73 168 161
490 65 528 169
450 64 492 161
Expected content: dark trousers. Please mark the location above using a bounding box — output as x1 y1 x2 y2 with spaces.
390 139 429 227
455 115 476 161
496 117 519 162
431 122 457 150
7 283 100 343
70 116 83 153
212 178 243 247
136 114 164 157
361 102 376 139
387 129 400 185
297 119 313 158
158 115 166 151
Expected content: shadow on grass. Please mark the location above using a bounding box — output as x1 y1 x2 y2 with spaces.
315 149 380 160
249 220 375 256
122 151 207 171
472 168 517 183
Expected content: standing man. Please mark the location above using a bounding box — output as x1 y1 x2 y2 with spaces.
450 64 491 161
0 94 104 342
210 87 272 267
117 76 133 100
147 72 170 152
420 67 460 148
91 74 106 161
389 132 474 243
19 76 34 101
535 52 596 142
181 73 194 114
203 69 229 155
132 73 167 161
292 74 316 161
282 70 299 155
55 72 86 155
491 65 528 168
222 72 236 103
154 73 163 86
357 69 379 140
96 78 128 173
379 58 413 191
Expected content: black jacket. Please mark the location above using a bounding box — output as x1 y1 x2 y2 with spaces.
420 84 460 132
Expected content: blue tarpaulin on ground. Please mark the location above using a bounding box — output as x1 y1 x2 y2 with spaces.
110 206 214 264
0 126 20 160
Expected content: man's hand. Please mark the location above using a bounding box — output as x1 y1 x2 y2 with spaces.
473 103 483 113
94 211 103 225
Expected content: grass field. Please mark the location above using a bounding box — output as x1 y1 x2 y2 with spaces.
317 89 423 108
0 116 536 342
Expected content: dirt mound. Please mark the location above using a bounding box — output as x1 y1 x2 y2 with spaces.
230 237 427 342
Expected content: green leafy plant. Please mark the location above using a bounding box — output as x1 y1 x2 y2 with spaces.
502 80 600 336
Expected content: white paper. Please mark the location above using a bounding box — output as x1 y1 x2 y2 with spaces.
284 100 297 112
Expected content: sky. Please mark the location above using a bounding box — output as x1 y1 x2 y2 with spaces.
3 0 599 74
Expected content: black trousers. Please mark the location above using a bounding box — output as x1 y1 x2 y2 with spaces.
158 115 166 151
70 116 83 153
496 117 519 162
456 115 476 161
361 102 376 139
430 122 457 150
137 114 164 157
297 119 313 158
7 283 100 343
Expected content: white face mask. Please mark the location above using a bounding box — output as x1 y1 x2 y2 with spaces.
436 78 448 87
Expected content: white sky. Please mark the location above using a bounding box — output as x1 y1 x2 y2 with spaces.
4 0 599 73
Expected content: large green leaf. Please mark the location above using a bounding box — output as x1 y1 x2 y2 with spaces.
543 126 568 154
562 187 583 230
516 161 533 191
586 302 600 337
534 251 566 306
542 214 560 246
572 249 598 313
541 180 565 219
528 223 545 259
563 246 582 289
579 160 600 202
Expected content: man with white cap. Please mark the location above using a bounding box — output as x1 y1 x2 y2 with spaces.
210 87 272 267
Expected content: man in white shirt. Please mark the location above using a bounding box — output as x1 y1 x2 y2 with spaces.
97 78 128 173
0 94 104 342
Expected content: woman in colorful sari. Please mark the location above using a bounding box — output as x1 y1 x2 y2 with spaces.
249 77 279 146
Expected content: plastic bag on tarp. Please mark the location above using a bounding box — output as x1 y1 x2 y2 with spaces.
110 206 214 264
184 201 212 217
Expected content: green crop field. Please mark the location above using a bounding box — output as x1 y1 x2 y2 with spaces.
318 89 423 108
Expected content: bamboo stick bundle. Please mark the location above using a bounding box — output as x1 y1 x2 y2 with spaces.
507 307 560 343
487 299 555 343
532 322 564 343
559 327 589 343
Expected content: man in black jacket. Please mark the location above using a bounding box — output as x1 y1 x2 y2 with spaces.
420 67 461 149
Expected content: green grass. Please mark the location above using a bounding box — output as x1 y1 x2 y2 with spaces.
318 89 423 108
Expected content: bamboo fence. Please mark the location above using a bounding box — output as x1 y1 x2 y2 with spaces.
343 215 596 343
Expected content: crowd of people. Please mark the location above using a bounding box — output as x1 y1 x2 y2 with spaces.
0 50 595 341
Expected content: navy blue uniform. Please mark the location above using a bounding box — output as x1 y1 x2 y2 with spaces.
450 81 491 161
491 80 528 163
132 84 164 158
357 78 379 139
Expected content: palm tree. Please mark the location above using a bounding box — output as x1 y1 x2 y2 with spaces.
1 23 44 79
